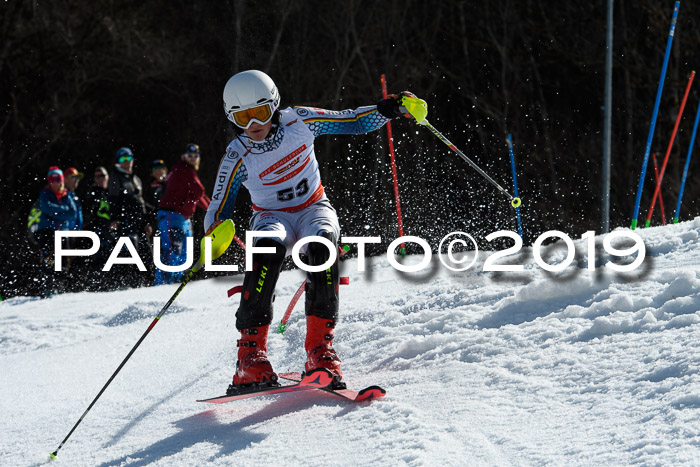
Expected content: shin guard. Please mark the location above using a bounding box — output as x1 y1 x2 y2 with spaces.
304 231 339 321
236 238 285 330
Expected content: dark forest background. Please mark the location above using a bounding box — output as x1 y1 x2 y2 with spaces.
2 0 700 298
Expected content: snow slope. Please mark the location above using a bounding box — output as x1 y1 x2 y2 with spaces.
1 221 699 466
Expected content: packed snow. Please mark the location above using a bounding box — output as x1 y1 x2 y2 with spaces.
1 220 699 466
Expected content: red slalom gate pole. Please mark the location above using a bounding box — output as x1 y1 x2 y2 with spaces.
276 246 350 333
645 70 696 227
651 154 667 225
233 234 245 249
381 74 406 257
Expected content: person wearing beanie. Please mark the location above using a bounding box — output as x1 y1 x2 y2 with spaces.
108 147 150 245
108 147 152 287
36 167 78 232
63 167 84 231
154 143 210 285
34 166 79 297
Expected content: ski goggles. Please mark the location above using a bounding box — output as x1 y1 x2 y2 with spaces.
118 154 134 163
48 174 63 183
230 103 274 129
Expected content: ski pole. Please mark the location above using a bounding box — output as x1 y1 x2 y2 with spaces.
674 100 700 223
50 220 236 460
507 134 524 239
400 96 521 208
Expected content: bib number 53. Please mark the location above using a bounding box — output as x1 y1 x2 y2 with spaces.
277 178 309 202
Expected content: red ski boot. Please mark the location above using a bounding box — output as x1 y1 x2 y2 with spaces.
305 316 343 384
230 325 278 389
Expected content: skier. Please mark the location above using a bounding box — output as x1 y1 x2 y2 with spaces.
204 69 417 392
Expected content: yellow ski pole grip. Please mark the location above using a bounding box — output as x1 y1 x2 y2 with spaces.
197 219 236 269
399 96 428 124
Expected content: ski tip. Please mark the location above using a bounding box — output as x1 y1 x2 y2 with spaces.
49 451 58 460
355 385 387 402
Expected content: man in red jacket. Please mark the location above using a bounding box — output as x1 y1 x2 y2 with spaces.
154 144 211 284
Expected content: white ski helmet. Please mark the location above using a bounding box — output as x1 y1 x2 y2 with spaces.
223 70 280 128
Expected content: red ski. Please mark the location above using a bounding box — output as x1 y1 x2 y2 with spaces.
198 368 333 404
278 372 386 402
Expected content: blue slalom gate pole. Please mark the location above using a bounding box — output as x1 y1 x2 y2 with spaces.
507 134 524 240
631 1 680 230
673 101 700 223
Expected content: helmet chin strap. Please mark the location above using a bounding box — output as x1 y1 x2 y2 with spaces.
237 123 281 152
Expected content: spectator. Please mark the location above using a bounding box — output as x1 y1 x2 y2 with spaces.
35 166 78 297
146 159 168 251
154 143 211 284
26 198 42 250
84 166 112 232
148 159 168 209
61 167 85 291
83 166 117 289
64 167 84 230
108 147 150 247
108 147 151 287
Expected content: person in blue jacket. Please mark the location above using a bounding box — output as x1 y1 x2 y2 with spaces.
35 166 79 297
63 167 84 230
